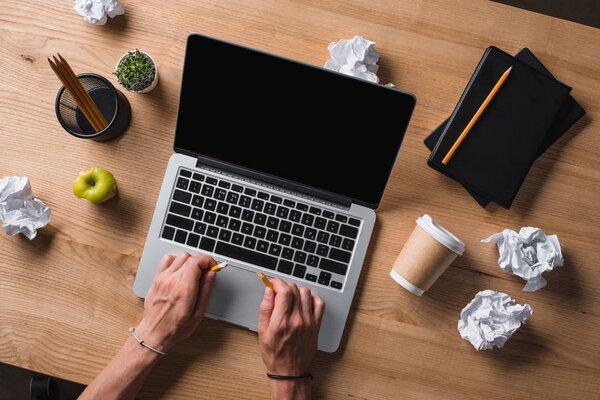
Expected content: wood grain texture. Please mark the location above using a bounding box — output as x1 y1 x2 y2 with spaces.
1 0 599 399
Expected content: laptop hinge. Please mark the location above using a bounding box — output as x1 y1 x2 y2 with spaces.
195 156 353 210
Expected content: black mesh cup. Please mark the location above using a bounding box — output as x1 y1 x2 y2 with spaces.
55 73 131 142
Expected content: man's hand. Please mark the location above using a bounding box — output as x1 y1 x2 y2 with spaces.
258 279 325 399
135 252 217 353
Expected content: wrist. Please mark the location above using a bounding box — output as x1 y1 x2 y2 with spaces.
270 379 311 400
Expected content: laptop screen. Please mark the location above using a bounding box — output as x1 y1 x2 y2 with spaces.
174 34 416 208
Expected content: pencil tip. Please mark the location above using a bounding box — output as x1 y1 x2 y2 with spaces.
506 65 513 73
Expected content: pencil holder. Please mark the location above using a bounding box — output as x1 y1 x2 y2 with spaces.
55 73 131 142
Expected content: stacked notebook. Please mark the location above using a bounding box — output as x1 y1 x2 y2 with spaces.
425 46 585 209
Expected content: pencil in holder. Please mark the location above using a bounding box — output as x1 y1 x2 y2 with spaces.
55 73 131 142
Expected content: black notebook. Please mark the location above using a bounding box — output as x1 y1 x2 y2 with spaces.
427 46 572 209
425 48 585 207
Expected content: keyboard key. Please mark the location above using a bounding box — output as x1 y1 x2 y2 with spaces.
296 203 308 211
242 209 254 222
216 242 278 269
251 199 264 212
166 214 194 230
204 199 216 211
207 226 219 238
303 240 316 253
226 192 239 204
232 184 244 193
218 180 231 189
264 203 277 215
292 224 304 237
329 247 351 263
199 237 215 252
191 208 203 221
283 199 295 207
216 215 229 228
176 177 189 190
219 230 232 242
170 201 191 217
257 192 270 200
203 212 216 224
162 225 175 240
305 273 317 282
301 213 314 226
277 260 294 275
193 173 204 181
278 233 291 246
173 189 191 204
276 206 289 219
317 231 329 243
339 224 359 239
180 169 192 177
174 229 187 244
349 217 360 227
304 228 317 241
239 195 252 208
291 237 304 249
282 248 294 260
229 206 242 218
293 264 306 278
314 217 327 230
187 233 200 247
254 226 266 239
307 255 319 267
318 271 331 286
323 210 334 219
335 214 348 223
279 221 292 233
189 180 201 193
228 219 241 231
290 210 301 222
192 195 203 207
342 238 355 251
319 258 347 276
294 251 307 264
193 222 206 235
206 177 218 185
316 244 329 256
201 185 214 197
268 243 282 256
244 236 257 249
254 213 267 226
217 202 229 215
244 188 257 196
309 206 321 215
266 217 279 229
241 223 253 235
270 195 282 204
331 281 343 290
266 229 279 242
329 235 342 247
326 220 340 233
232 233 244 245
257 240 269 253
214 188 227 200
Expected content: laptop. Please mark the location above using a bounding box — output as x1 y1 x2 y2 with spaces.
133 33 416 352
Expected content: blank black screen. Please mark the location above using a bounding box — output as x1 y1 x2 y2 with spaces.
175 34 415 208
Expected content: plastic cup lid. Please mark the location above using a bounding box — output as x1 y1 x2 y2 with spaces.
416 214 465 255
389 269 424 296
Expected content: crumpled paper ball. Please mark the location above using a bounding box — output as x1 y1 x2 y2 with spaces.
0 176 51 240
323 36 393 86
73 0 124 25
458 290 532 350
482 227 564 292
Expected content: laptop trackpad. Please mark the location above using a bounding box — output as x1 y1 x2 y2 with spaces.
205 264 266 331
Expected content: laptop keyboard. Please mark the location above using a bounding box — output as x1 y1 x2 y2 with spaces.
160 168 362 291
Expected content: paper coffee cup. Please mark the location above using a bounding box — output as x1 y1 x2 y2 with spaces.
390 214 464 296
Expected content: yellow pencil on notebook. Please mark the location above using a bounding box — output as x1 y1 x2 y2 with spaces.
442 65 513 165
210 261 228 272
256 271 275 291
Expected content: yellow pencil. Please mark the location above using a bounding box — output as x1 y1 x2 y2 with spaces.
256 271 275 291
442 65 513 165
210 261 228 272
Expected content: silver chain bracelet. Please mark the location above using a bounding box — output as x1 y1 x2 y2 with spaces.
128 327 168 356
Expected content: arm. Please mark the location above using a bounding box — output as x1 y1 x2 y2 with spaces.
79 252 217 400
258 279 326 400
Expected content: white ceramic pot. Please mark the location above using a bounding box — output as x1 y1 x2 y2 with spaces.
115 50 158 93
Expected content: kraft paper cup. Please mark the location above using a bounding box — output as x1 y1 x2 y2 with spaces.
390 214 464 296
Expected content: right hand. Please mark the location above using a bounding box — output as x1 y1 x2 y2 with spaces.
258 279 325 376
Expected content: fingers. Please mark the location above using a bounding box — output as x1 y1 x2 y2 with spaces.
191 270 217 321
167 252 192 273
299 287 313 322
258 287 275 334
312 293 326 326
157 254 176 274
180 254 216 303
270 279 293 326
288 282 303 319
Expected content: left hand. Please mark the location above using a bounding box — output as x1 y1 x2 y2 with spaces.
135 252 217 353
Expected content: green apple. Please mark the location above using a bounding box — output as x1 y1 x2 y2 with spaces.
73 166 117 204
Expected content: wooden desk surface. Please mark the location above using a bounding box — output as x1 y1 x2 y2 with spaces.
1 0 599 398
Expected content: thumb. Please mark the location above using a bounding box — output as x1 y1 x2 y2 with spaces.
258 287 274 334
192 271 216 321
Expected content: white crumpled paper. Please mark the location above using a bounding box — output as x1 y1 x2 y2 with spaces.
458 290 532 350
324 36 393 87
73 0 124 25
482 227 564 292
0 177 51 240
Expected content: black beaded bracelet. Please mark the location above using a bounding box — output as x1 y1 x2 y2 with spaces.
266 373 313 381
